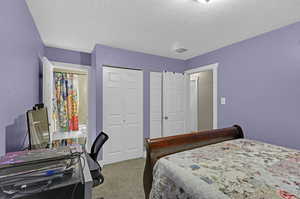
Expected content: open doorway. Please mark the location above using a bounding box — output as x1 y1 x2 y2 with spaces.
42 58 91 150
190 70 213 131
185 63 218 132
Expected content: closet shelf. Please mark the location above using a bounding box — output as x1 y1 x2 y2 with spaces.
52 130 87 141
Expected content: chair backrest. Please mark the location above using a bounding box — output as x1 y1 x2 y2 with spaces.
90 132 109 161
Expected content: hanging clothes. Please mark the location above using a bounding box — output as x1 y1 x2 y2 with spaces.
53 72 79 132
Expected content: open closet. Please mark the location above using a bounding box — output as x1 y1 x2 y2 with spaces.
42 57 90 149
189 71 213 131
184 63 218 132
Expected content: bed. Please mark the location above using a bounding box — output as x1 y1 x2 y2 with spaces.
143 125 300 199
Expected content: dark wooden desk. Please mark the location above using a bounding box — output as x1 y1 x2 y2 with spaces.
0 152 93 199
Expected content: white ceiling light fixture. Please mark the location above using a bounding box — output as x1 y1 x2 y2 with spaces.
172 42 188 54
174 48 188 53
194 0 210 3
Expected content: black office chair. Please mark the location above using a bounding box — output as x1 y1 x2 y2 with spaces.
87 132 109 187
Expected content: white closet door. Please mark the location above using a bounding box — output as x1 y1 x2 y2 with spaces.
42 57 54 137
122 69 143 160
163 72 185 137
150 72 162 139
103 67 143 164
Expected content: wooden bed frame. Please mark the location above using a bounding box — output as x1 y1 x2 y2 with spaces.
143 125 244 199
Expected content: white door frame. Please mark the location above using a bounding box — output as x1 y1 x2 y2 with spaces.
51 61 91 151
42 57 54 142
102 66 144 165
184 63 218 130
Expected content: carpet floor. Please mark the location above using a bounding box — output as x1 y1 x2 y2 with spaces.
92 158 146 199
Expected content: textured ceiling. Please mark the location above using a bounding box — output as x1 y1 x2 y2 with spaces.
26 0 300 59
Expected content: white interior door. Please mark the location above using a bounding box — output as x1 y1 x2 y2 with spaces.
150 72 162 139
103 67 143 164
163 72 185 137
42 57 54 141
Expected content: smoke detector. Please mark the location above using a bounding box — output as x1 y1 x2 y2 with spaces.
174 48 188 53
194 0 210 3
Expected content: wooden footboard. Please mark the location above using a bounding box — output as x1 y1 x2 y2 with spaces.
143 125 244 199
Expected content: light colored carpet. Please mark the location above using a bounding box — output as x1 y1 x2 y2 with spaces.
92 158 146 199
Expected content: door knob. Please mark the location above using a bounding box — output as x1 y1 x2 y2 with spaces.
164 116 168 120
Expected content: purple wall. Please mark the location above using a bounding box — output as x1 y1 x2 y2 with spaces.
43 44 186 157
41 23 300 153
93 44 186 143
0 1 44 155
186 22 300 150
45 47 91 66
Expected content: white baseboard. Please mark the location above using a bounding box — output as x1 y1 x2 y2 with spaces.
98 160 105 167
99 153 146 167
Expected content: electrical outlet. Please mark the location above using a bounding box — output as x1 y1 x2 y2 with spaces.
221 97 226 105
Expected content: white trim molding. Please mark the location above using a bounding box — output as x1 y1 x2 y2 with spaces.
184 63 219 130
52 61 90 71
98 160 105 167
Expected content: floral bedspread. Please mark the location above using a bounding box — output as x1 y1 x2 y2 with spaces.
150 139 300 199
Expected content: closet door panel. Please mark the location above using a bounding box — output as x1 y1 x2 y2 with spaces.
103 67 125 164
123 70 143 160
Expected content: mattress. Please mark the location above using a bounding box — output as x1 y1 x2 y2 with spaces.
150 139 300 199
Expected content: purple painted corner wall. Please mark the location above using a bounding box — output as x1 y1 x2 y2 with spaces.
0 1 44 155
44 45 186 156
45 47 91 66
93 44 186 143
45 21 300 154
44 47 96 150
186 22 300 150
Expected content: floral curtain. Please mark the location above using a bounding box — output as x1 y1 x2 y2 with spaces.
53 72 79 132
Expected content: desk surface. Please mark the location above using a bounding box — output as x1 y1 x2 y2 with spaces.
0 149 93 199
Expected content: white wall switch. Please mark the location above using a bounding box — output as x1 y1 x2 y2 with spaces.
221 97 226 105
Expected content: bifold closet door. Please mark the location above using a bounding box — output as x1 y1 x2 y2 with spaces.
103 67 143 164
150 72 162 139
163 72 185 137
